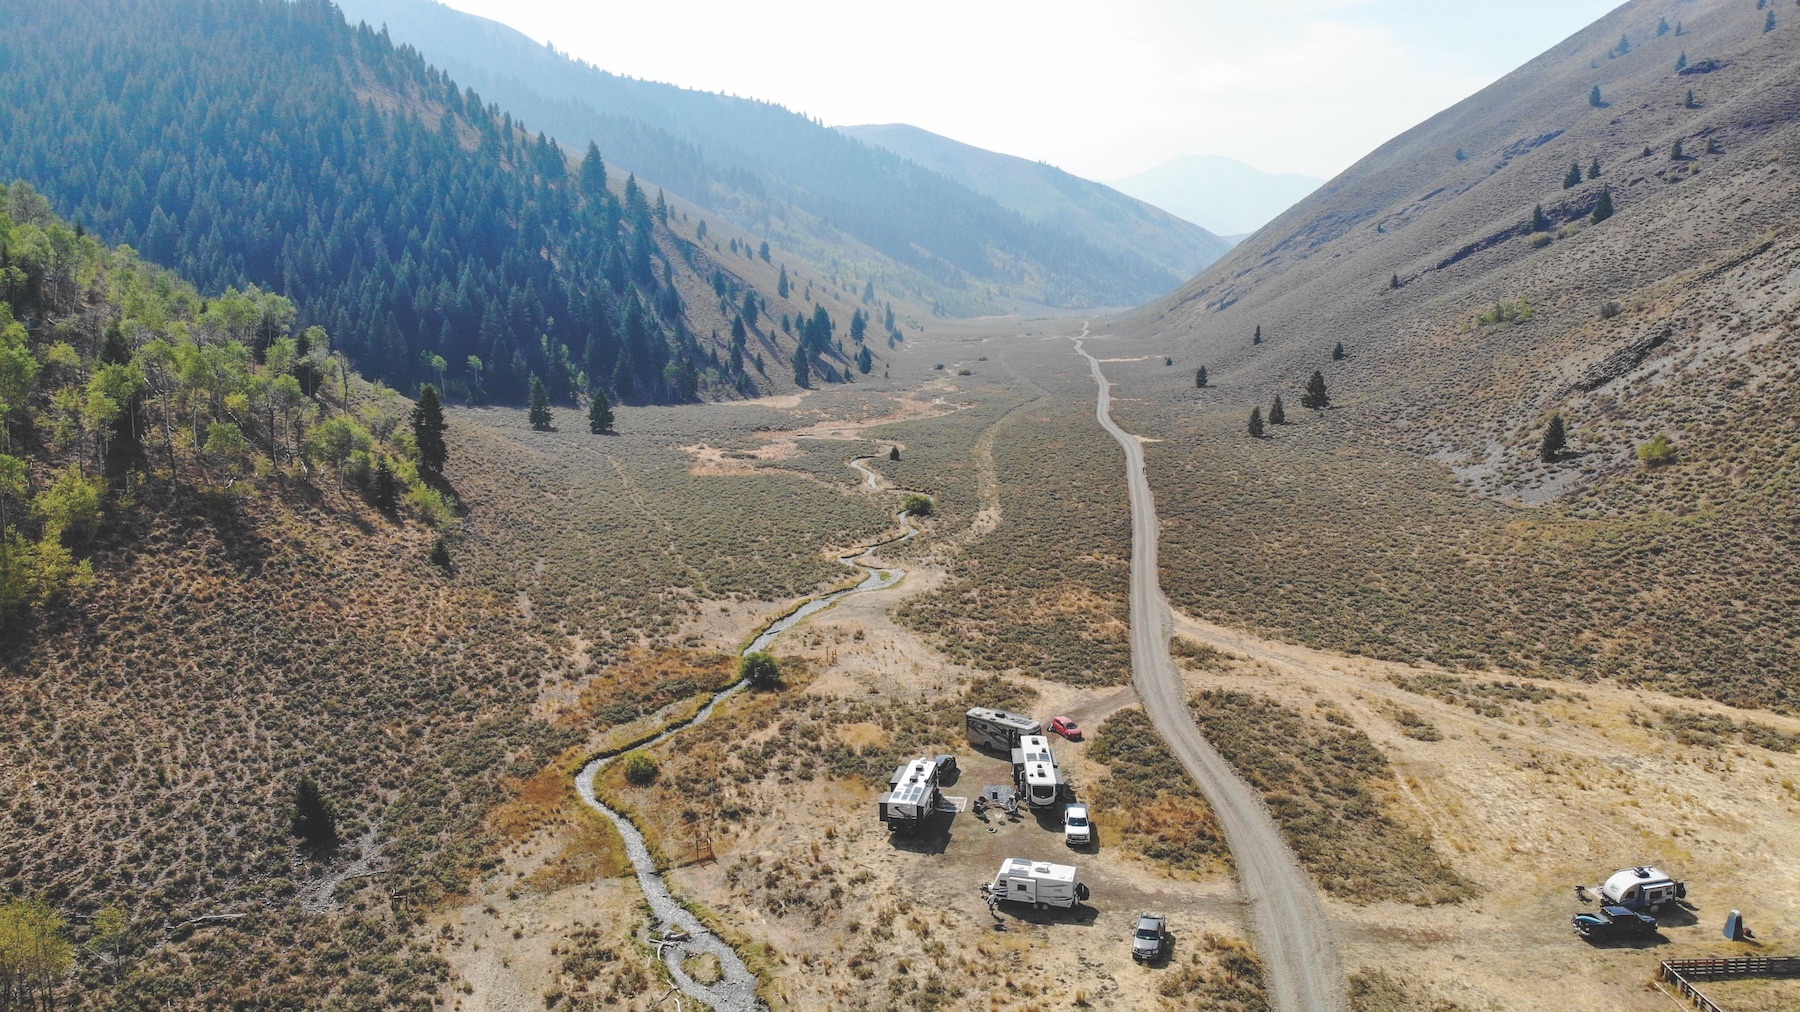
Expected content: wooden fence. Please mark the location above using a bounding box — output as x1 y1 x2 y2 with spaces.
1658 956 1800 1011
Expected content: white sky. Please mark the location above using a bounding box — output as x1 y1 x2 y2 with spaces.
432 0 1624 181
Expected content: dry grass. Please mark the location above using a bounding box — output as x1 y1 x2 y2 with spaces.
1088 708 1231 876
1187 690 1468 905
1156 931 1270 1011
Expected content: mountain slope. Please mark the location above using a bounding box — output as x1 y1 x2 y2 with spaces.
1112 0 1800 706
1109 155 1324 238
333 0 1184 311
0 0 889 403
838 123 1232 281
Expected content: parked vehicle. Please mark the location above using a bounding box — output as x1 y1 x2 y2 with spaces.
1011 734 1067 809
1063 803 1092 846
986 858 1089 909
1572 905 1658 941
1132 912 1169 962
966 708 1042 752
877 756 945 834
1599 866 1685 913
933 754 958 782
1048 716 1083 741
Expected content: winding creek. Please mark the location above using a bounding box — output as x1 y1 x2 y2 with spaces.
573 450 921 1012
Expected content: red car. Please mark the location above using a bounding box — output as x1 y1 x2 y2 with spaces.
1049 716 1083 741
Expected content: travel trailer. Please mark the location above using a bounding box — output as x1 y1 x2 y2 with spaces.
1599 866 1686 913
877 756 945 834
966 707 1042 752
985 857 1089 909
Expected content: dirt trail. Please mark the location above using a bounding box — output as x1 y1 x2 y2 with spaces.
1074 327 1347 1012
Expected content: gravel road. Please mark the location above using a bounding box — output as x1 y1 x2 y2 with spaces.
1074 329 1347 1012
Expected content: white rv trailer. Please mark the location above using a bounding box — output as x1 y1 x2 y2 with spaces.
966 707 1042 752
877 757 944 833
986 857 1089 909
1011 734 1066 809
1599 866 1686 912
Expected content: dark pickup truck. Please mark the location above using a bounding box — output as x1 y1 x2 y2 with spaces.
1572 906 1658 941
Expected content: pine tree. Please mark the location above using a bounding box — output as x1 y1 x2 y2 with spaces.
1588 157 1602 180
1706 136 1722 155
1540 414 1566 463
588 389 613 434
410 384 448 474
1592 185 1615 223
1196 367 1208 389
430 534 451 568
1390 273 1400 290
1253 325 1262 345
1590 85 1605 108
793 349 810 388
1657 17 1671 36
1333 342 1345 361
759 240 770 262
1268 395 1286 425
1564 162 1584 189
777 265 789 298
1684 88 1697 108
292 777 338 852
1671 138 1685 159
888 446 900 461
528 375 553 430
1766 10 1777 32
1532 205 1550 232
856 346 873 374
1676 51 1688 71
1301 370 1330 410
1247 407 1264 438
372 458 397 513
741 290 759 327
579 141 607 199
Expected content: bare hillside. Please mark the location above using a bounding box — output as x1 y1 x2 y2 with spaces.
1107 0 1800 706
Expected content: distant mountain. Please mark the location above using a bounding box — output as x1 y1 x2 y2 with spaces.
334 0 1185 310
0 0 895 404
839 124 1231 281
1109 156 1324 238
1125 0 1800 706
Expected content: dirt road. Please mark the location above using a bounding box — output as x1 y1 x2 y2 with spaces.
1074 330 1347 1012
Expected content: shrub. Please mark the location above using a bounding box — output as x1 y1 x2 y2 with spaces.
1638 434 1677 465
739 651 782 691
623 752 658 785
902 494 934 517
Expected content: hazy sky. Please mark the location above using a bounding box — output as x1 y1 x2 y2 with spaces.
432 0 1623 181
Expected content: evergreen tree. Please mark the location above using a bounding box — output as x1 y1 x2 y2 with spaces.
888 446 900 461
1587 157 1602 180
758 240 770 261
1333 341 1345 361
1391 273 1401 289
372 458 397 513
1592 185 1615 223
1247 406 1264 438
1196 367 1208 389
1540 414 1566 463
292 777 338 852
430 534 451 568
1766 10 1777 32
1671 138 1685 159
1268 395 1286 425
1253 324 1263 345
730 314 747 343
1676 51 1688 71
1532 204 1550 231
1564 162 1584 189
528 375 553 430
588 389 613 434
741 290 758 328
1706 136 1722 155
850 309 867 342
862 279 876 302
410 384 448 474
1300 370 1330 410
1657 17 1671 36
856 345 873 374
793 349 810 388
1589 85 1605 107
579 141 607 198
777 264 790 298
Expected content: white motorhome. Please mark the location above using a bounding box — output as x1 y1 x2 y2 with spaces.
966 708 1042 752
986 857 1089 909
1600 866 1686 912
878 757 944 834
1011 734 1066 809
